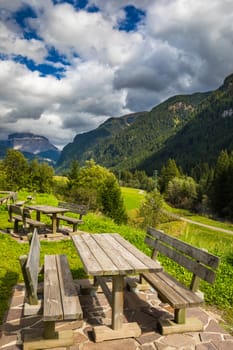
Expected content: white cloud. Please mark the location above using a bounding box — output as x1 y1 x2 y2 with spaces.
0 21 47 63
0 0 233 149
29 2 143 66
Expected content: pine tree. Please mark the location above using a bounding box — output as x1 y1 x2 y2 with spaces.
159 158 181 193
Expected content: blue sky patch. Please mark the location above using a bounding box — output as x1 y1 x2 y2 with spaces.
14 5 37 28
52 0 88 10
13 55 65 78
86 5 99 13
118 5 146 32
46 47 70 67
13 5 41 41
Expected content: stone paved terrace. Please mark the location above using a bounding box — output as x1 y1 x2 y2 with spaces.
1 278 233 350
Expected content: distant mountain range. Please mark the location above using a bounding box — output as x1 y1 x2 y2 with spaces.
1 73 233 175
0 133 60 166
57 73 233 175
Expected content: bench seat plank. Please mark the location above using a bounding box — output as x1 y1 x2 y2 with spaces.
56 214 83 225
44 255 63 321
44 254 82 322
56 254 83 320
142 271 203 308
26 218 46 228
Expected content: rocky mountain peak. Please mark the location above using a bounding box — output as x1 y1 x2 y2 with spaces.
8 133 58 154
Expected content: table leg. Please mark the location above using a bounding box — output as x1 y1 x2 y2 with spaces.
93 275 141 341
112 275 124 330
52 213 57 234
36 211 40 221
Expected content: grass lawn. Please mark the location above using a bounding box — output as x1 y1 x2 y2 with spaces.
121 186 145 220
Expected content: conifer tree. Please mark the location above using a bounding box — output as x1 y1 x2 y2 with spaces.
159 158 181 193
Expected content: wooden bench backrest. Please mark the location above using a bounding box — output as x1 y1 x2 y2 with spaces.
21 229 41 304
58 202 88 218
8 204 23 220
146 227 220 286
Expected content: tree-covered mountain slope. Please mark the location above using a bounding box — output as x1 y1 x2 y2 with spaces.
139 73 233 174
57 111 145 170
57 92 209 172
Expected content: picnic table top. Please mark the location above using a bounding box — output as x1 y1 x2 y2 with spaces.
25 204 68 214
72 233 162 276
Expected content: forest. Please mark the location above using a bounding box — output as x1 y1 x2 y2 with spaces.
1 148 233 223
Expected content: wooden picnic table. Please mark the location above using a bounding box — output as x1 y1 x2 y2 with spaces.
25 205 68 234
72 232 162 342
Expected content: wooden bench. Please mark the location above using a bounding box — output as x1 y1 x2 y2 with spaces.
19 228 83 350
0 191 17 205
140 227 220 335
8 204 46 233
56 202 88 232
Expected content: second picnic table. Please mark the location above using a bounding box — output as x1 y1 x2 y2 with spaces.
72 232 162 342
25 205 68 234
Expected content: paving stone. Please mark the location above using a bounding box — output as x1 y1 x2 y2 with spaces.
136 331 161 345
4 308 23 323
128 309 158 333
155 334 196 348
0 333 18 347
73 330 89 344
196 342 219 350
224 334 233 340
141 344 157 350
212 340 233 350
82 338 137 350
0 345 22 350
124 291 151 310
187 308 209 327
199 333 223 343
205 320 229 334
155 345 177 350
20 315 43 329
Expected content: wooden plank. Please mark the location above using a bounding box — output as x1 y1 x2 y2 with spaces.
25 229 40 304
147 227 220 269
113 233 162 272
58 202 88 217
43 255 63 321
92 234 134 273
56 254 83 320
81 234 119 274
154 240 216 284
142 271 187 308
142 271 203 308
158 272 203 306
56 215 83 224
72 235 103 275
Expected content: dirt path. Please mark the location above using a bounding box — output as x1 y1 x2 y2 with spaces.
165 211 233 235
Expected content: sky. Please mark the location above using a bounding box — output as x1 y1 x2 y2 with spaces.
0 0 233 149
